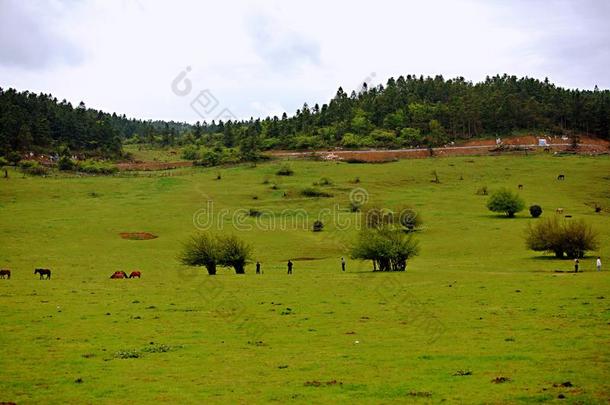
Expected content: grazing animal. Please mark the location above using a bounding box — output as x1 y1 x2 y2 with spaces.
110 271 128 279
557 174 565 180
34 268 51 279
556 208 564 214
0 269 10 279
129 271 141 278
518 184 523 190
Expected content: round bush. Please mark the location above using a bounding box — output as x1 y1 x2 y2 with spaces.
486 188 525 217
529 204 543 218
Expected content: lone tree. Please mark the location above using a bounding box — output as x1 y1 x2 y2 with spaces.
218 234 252 274
487 188 525 217
179 232 219 275
351 228 419 271
525 217 599 259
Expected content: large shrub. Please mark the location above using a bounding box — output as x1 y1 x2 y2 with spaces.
217 234 252 274
525 217 599 259
351 228 419 271
276 164 294 176
179 233 252 274
486 188 525 217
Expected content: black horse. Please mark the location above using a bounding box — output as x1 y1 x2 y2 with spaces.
34 268 51 279
0 269 10 279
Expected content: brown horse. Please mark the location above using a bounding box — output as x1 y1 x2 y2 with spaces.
34 268 51 279
0 269 10 279
129 271 141 278
110 271 128 279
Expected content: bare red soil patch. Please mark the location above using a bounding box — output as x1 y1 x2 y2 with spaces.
119 232 158 240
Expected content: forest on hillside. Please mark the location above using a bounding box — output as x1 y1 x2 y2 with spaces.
1 74 609 159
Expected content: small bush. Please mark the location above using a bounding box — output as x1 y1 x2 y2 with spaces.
318 177 333 186
20 160 49 176
529 204 543 218
19 160 38 169
312 220 324 232
276 164 294 176
396 207 423 232
486 188 525 217
76 160 118 175
57 156 76 171
300 187 333 198
476 186 488 196
114 350 141 359
248 209 262 217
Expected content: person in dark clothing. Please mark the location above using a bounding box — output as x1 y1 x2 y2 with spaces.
341 257 346 272
287 260 293 275
256 261 261 274
574 258 579 272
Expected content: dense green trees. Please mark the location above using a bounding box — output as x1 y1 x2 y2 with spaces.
178 75 609 152
2 74 609 159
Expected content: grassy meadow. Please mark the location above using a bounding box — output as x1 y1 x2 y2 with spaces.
0 154 609 404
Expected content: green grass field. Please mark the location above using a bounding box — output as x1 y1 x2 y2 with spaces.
1 154 609 404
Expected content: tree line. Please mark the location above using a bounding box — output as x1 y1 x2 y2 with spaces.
2 74 609 159
0 87 190 158
130 74 610 155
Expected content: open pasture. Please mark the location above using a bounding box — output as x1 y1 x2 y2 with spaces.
0 154 609 403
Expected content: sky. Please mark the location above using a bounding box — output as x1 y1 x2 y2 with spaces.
0 0 609 123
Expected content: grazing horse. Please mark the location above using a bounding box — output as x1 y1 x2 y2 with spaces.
556 208 564 214
557 174 565 180
129 271 141 278
0 269 10 279
34 268 51 279
518 184 523 190
110 271 128 279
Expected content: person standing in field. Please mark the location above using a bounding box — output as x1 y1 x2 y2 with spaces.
341 257 346 272
574 258 579 273
256 261 261 274
597 257 602 272
287 260 293 275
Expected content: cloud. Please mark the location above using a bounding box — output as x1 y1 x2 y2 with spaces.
245 11 320 72
0 0 83 69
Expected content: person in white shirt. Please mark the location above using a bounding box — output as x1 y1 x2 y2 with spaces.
597 257 602 272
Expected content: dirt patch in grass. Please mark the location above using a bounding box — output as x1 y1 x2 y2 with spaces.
119 232 158 240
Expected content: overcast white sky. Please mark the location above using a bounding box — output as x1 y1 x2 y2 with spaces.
1 0 609 122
